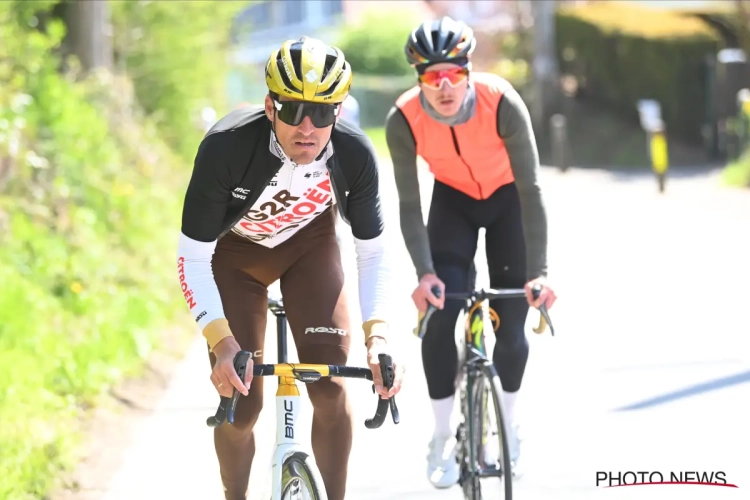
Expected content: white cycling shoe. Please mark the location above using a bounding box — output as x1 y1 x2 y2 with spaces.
481 422 524 479
426 433 460 488
507 423 524 479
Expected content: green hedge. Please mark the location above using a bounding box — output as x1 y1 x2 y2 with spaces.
556 2 723 143
110 0 245 161
0 1 207 497
334 10 422 129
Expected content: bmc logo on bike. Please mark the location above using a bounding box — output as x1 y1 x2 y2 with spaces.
305 327 346 336
284 399 294 439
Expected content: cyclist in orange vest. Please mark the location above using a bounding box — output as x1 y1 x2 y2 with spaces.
385 16 557 487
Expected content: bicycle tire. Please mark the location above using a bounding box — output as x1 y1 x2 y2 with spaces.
457 362 513 500
280 451 327 500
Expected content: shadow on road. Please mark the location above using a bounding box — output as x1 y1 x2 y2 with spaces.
613 369 750 412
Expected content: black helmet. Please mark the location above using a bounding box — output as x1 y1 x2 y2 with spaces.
405 16 476 73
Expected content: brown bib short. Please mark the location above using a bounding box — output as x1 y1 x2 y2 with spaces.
209 207 353 500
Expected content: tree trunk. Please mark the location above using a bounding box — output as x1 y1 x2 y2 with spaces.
530 0 559 141
62 0 113 72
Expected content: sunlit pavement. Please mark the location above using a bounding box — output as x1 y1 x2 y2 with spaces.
102 163 750 500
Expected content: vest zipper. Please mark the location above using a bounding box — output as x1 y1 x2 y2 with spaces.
450 127 483 199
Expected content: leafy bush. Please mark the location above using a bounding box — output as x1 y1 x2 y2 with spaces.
334 11 423 128
0 1 189 497
723 149 750 187
487 58 530 90
109 0 246 160
556 1 723 143
335 11 420 77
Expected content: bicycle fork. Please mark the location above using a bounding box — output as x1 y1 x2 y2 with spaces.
460 362 484 491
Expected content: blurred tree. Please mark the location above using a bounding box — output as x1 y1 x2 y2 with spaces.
335 11 420 76
56 0 113 72
736 0 750 50
109 0 246 160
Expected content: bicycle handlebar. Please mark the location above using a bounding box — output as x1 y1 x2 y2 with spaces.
206 351 400 430
415 283 555 339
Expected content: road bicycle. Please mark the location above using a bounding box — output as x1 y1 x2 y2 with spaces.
415 284 554 500
206 296 399 500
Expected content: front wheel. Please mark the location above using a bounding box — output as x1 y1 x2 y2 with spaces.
458 361 513 500
280 451 327 500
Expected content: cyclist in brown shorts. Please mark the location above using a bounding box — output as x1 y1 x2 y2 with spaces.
176 37 404 500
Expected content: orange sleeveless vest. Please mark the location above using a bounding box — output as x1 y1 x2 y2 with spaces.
395 72 514 200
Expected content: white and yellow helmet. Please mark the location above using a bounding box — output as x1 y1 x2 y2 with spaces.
265 37 353 104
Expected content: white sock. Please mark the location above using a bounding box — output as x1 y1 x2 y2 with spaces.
502 390 518 431
431 396 455 437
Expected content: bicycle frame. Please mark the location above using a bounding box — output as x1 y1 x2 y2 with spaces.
464 298 495 359
268 299 315 500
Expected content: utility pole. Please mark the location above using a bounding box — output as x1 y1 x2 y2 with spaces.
63 0 113 71
530 0 559 139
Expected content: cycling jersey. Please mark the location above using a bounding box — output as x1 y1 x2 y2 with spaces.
178 106 389 337
384 72 548 280
229 135 335 247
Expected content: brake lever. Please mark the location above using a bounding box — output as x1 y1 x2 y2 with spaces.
530 284 555 336
378 353 400 424
205 350 251 427
414 286 442 339
364 353 399 428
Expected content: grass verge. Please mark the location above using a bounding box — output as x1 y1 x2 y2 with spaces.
0 68 189 500
364 127 389 160
723 152 750 188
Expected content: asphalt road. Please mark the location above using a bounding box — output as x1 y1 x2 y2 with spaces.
102 162 750 500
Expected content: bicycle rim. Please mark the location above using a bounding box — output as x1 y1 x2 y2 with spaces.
280 452 327 500
459 363 513 500
457 367 477 499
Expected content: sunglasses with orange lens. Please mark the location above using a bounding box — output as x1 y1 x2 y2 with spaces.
418 67 470 90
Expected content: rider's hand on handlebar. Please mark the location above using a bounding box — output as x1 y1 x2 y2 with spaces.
366 337 404 399
524 277 557 310
412 273 445 314
210 336 252 398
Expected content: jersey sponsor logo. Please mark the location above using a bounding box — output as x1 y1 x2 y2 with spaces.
305 326 347 336
195 310 207 322
232 187 249 200
237 178 333 242
177 256 197 310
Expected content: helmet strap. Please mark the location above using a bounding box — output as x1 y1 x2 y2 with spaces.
416 57 469 75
